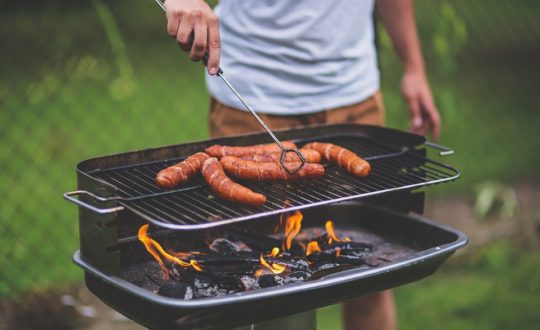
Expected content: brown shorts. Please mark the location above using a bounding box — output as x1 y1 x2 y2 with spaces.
208 91 385 138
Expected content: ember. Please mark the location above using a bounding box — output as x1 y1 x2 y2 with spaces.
134 210 383 299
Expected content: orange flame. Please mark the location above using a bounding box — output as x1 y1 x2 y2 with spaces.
283 211 303 251
256 247 287 276
325 220 350 244
306 241 321 256
335 247 342 258
138 224 203 279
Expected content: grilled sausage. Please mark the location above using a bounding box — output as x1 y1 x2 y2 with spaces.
239 149 321 163
220 156 325 182
205 141 298 158
155 152 210 189
202 157 267 206
303 142 371 177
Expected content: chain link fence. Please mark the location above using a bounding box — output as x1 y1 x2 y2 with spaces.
1 0 539 327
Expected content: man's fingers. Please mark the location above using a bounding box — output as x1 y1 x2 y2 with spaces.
177 14 194 51
166 12 181 38
206 15 221 75
190 20 208 61
406 96 423 134
420 96 441 141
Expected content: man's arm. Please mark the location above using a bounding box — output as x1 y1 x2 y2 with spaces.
377 0 441 140
163 0 221 75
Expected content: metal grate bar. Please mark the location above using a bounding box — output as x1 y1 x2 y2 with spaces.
91 135 459 229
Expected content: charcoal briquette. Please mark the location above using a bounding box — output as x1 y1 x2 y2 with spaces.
158 282 193 300
209 238 240 255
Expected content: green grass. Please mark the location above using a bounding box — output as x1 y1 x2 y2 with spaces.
1 0 539 320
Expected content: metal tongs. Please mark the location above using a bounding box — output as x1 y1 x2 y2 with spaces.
154 0 306 175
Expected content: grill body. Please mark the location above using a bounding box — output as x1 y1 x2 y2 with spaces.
74 203 467 330
66 124 466 329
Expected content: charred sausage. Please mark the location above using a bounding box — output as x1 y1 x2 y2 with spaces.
205 141 298 158
239 149 321 163
303 142 371 177
202 157 267 206
155 152 210 189
220 156 325 182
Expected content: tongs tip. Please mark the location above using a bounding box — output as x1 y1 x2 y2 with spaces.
280 148 306 175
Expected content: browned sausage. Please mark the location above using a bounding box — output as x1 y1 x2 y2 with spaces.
303 142 371 177
220 156 325 182
202 157 267 206
155 152 210 189
239 149 321 163
205 141 298 158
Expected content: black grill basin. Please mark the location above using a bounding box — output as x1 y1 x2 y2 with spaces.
74 203 467 330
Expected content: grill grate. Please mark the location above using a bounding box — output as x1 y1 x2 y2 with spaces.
90 135 459 229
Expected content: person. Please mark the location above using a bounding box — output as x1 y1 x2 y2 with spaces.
163 0 440 329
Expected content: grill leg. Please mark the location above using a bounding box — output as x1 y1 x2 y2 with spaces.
231 310 316 330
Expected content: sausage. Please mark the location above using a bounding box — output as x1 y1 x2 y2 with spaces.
155 152 210 189
220 156 325 182
202 157 267 206
239 149 321 163
205 141 298 158
303 142 371 177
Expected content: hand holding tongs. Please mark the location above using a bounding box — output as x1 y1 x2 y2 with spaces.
154 0 306 174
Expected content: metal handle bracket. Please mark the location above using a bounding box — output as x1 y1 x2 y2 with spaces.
64 190 125 214
424 141 454 156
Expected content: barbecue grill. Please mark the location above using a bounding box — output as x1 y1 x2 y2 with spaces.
65 124 467 329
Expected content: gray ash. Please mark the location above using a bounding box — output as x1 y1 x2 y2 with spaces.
209 238 241 255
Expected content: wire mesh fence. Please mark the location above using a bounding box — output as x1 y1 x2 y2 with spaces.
0 0 539 321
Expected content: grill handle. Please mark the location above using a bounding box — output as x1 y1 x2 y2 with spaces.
424 141 454 156
64 190 125 214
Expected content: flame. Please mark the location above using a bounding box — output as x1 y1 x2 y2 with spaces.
256 247 287 276
138 224 203 279
325 220 350 243
138 224 170 280
335 247 342 258
282 210 303 251
306 241 321 256
275 199 291 233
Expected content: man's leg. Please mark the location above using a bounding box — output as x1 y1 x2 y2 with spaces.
343 290 396 330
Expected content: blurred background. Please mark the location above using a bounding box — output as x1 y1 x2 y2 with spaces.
1 0 539 329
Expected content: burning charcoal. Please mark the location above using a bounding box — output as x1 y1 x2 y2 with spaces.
306 252 370 266
209 238 241 255
235 231 304 257
254 274 283 289
191 275 222 299
311 261 340 273
118 262 164 292
158 282 193 300
240 275 256 291
318 242 374 256
283 271 310 284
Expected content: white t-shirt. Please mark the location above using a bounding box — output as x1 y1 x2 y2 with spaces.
205 0 379 115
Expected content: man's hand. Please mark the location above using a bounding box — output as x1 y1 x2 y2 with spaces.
377 0 441 141
401 70 441 141
164 0 220 75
